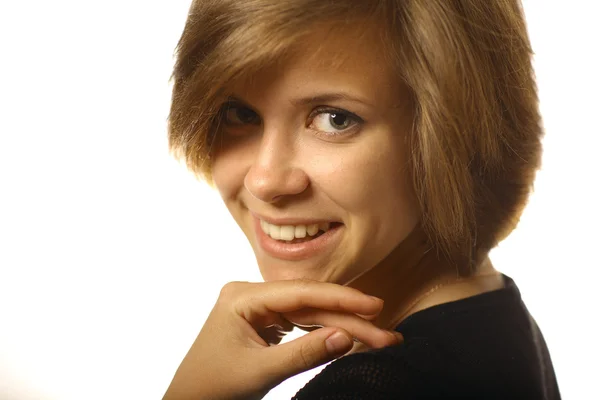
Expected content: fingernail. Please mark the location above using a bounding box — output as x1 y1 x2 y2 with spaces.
389 331 404 344
326 332 352 354
368 295 383 303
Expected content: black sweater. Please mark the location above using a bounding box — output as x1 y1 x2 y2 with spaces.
291 275 560 399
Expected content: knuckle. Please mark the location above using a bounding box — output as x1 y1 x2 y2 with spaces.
219 281 244 300
293 340 320 370
294 278 315 292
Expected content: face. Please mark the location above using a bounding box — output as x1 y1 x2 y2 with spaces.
211 26 420 284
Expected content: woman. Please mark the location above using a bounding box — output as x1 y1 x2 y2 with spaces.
163 0 560 399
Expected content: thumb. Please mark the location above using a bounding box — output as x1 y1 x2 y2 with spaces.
262 327 353 384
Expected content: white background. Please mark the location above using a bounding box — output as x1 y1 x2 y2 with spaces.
0 1 598 399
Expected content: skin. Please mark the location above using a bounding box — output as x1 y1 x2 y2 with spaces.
162 280 401 400
211 25 503 341
163 25 504 399
212 27 421 285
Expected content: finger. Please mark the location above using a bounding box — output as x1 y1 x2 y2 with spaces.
283 308 399 349
293 310 379 333
248 310 297 336
239 279 384 318
260 327 354 388
265 314 295 333
355 312 380 320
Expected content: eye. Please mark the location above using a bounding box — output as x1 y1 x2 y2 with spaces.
222 103 261 126
308 108 363 136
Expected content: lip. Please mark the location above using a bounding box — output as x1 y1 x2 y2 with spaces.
253 215 344 261
250 212 339 226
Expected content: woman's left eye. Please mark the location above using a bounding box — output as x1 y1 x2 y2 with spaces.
308 108 363 136
222 104 261 126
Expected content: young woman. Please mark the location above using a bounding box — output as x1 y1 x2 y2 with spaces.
163 1 560 399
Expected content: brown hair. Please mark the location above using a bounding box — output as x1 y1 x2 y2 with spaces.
168 0 543 274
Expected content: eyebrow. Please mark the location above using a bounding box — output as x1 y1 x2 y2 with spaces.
224 92 375 109
290 92 375 108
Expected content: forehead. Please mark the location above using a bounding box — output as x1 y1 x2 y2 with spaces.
229 24 403 107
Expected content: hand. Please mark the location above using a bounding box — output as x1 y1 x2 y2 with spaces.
162 279 403 400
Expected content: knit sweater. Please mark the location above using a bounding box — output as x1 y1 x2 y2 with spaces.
292 275 560 399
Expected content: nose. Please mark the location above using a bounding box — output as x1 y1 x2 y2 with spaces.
244 128 309 203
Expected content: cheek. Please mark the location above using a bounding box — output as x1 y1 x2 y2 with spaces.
308 139 416 222
211 146 250 201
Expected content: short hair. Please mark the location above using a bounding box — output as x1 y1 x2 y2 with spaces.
168 0 543 274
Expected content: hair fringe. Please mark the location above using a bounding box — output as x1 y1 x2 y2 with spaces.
168 0 543 273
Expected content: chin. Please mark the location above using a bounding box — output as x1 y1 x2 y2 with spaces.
259 267 305 282
255 256 329 282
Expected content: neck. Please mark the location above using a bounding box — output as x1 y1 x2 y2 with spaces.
344 224 502 353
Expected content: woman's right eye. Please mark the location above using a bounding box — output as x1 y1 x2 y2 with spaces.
222 104 261 126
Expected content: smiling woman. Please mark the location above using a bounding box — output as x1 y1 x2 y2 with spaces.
208 26 423 285
162 1 560 399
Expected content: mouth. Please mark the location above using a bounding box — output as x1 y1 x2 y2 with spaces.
253 216 344 261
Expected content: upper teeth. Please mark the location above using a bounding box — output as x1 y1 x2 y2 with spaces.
260 220 331 241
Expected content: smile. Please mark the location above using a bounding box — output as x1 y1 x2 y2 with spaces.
260 219 338 242
253 216 344 261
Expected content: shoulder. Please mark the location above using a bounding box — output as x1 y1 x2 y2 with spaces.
292 276 560 399
291 343 456 400
292 333 542 400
